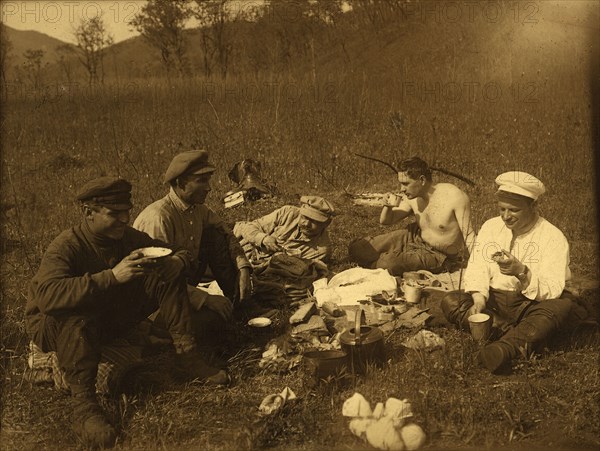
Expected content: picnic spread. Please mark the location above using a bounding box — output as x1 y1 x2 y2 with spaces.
251 266 455 379
23 263 460 392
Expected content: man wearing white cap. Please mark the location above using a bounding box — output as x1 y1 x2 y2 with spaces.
442 171 573 373
234 195 335 264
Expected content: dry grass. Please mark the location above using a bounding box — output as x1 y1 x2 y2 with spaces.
1 3 599 449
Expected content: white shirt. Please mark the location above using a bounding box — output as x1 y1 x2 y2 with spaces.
464 216 570 301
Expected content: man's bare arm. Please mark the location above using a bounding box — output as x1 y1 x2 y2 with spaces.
379 194 412 225
454 192 475 255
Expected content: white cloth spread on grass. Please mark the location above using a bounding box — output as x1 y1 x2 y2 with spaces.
313 268 397 307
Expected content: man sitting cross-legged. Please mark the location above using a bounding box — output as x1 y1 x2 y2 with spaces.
134 150 253 339
27 177 227 449
442 171 579 373
349 157 475 276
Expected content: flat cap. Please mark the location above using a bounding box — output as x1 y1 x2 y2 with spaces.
299 196 336 222
76 176 133 210
164 150 216 183
495 171 545 201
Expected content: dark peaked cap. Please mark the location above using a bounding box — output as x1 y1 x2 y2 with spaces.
76 176 133 210
164 150 216 183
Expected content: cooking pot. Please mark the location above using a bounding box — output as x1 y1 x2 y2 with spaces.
303 350 349 387
340 309 386 375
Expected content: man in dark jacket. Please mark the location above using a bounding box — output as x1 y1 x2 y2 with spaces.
27 176 227 449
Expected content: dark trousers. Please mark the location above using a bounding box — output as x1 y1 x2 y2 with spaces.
442 289 573 358
196 226 239 304
348 223 456 276
30 274 192 393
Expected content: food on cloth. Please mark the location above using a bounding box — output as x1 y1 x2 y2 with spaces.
321 301 345 317
291 315 328 337
289 302 317 324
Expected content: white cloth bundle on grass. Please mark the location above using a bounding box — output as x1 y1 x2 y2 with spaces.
313 268 397 307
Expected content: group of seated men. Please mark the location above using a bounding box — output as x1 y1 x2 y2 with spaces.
26 150 584 447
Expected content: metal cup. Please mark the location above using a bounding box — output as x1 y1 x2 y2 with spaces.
402 283 423 304
468 313 493 342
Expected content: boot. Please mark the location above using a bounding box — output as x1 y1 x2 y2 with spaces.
174 351 229 385
477 341 514 374
478 311 560 374
71 391 116 448
172 333 229 385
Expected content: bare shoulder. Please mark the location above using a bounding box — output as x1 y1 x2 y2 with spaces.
433 183 470 205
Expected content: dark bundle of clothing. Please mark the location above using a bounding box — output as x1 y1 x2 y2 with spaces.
252 254 328 305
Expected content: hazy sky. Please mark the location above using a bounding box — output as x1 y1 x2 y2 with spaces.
0 1 271 43
1 0 594 45
2 1 151 43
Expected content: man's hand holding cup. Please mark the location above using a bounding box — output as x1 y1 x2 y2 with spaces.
111 251 157 284
382 193 401 208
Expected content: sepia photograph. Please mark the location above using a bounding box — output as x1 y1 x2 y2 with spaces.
1 1 598 449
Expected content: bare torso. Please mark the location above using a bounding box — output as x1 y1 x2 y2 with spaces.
406 183 469 256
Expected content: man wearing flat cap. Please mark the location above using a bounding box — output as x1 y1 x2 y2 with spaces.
233 195 336 265
27 176 227 448
134 150 252 327
442 171 575 373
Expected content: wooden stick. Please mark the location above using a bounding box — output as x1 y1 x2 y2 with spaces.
353 153 476 186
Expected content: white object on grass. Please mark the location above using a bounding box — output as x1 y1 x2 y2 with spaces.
365 416 405 451
349 417 376 439
314 268 397 307
372 402 385 419
399 423 426 450
342 392 372 417
384 398 413 427
248 317 272 327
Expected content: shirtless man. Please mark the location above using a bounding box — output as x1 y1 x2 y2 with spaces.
348 157 475 276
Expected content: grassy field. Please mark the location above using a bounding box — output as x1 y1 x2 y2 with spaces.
1 2 599 450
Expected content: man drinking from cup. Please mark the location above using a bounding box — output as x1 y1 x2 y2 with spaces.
441 171 574 373
348 157 475 276
27 177 228 448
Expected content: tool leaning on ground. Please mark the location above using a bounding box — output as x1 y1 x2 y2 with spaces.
353 153 476 187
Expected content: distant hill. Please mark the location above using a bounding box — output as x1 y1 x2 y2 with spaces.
3 26 76 66
2 1 597 86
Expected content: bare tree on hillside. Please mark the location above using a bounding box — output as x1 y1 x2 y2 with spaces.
22 49 46 88
130 0 192 77
56 44 75 84
191 0 245 79
74 16 114 86
251 1 343 74
0 23 13 93
346 0 407 30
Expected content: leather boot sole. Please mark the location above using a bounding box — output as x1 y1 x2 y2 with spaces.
477 343 511 374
